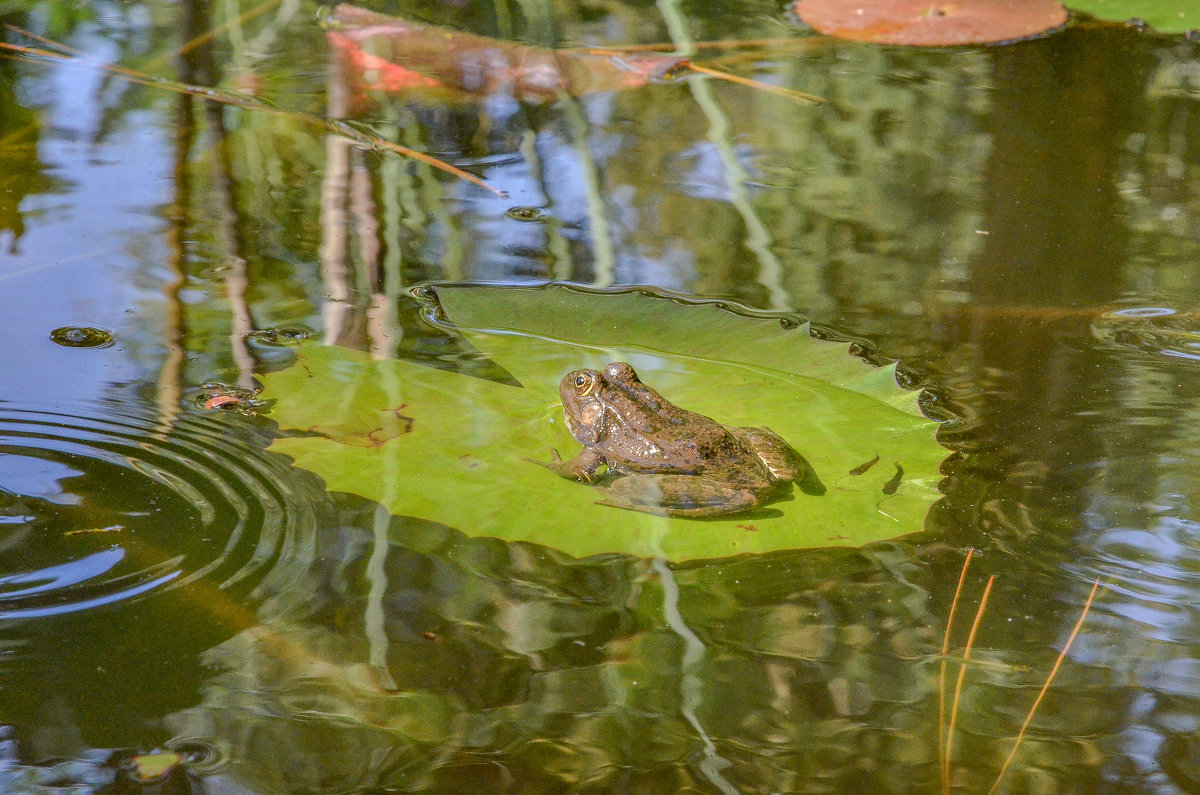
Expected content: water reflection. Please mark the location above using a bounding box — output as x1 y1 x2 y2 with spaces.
0 0 1199 791
0 396 327 614
0 392 331 761
0 548 179 619
162 499 945 792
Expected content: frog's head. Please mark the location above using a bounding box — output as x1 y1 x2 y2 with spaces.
559 368 608 446
560 362 658 446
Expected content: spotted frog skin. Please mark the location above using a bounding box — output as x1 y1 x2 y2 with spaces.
533 362 807 517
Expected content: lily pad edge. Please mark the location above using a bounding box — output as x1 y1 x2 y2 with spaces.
411 279 933 420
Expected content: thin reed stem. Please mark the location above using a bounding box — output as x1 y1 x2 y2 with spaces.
686 62 823 105
940 549 974 795
0 30 504 195
989 580 1102 794
944 574 994 789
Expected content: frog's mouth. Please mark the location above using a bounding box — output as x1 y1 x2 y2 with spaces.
564 408 602 446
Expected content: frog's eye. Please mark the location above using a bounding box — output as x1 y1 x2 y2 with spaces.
573 372 596 397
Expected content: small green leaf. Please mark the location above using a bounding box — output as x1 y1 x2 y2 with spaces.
1067 0 1197 33
130 752 181 781
262 284 947 561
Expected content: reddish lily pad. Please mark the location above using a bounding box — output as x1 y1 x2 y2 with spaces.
794 0 1069 45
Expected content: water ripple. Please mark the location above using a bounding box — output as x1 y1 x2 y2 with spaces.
1092 306 1200 361
0 397 324 620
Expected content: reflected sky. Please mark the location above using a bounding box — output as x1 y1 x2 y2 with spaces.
0 2 1199 790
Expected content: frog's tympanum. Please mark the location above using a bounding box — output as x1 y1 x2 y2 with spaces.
532 362 808 517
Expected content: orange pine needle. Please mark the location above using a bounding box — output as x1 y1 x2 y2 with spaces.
172 0 282 61
939 549 975 794
686 62 824 105
566 35 827 54
0 39 70 63
944 574 994 790
0 33 504 196
3 24 82 57
327 121 501 195
989 579 1102 794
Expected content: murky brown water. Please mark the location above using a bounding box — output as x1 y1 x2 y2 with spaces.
1 1 1200 791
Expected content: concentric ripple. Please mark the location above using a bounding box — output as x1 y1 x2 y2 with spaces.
0 396 325 620
1092 306 1200 361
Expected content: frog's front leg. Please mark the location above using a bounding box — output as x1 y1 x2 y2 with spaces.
525 447 604 483
595 474 759 518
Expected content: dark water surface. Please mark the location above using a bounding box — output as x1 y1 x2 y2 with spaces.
2 0 1200 791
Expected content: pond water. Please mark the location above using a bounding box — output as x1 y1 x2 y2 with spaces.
1 0 1200 791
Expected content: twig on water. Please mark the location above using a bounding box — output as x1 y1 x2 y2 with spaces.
944 573 994 791
988 579 1102 794
686 62 823 105
939 549 975 794
0 27 504 195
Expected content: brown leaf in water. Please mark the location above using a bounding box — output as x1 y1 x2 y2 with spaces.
325 4 688 103
793 0 1068 46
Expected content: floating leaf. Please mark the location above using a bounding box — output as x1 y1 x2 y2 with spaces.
794 0 1069 45
262 284 946 561
1066 0 1198 33
129 751 181 781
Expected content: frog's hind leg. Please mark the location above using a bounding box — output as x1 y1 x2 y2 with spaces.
595 475 758 518
729 426 807 481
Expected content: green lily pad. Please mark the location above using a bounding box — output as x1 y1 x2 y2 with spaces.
262 284 946 561
1067 0 1197 33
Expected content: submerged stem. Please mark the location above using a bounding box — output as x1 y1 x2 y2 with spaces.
989 580 1103 794
939 549 975 795
944 574 994 788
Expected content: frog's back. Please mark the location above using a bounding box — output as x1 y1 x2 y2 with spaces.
599 414 764 478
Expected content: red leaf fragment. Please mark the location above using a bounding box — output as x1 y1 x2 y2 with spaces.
203 395 241 410
328 32 442 92
326 4 689 102
793 0 1068 46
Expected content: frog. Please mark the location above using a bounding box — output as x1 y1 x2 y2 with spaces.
531 361 808 517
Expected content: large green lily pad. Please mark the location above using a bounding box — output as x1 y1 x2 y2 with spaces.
1067 0 1197 34
262 284 946 561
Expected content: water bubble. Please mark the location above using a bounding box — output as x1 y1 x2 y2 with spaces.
1106 307 1176 318
49 326 113 348
504 206 544 222
1093 307 1200 361
168 740 220 768
247 327 311 346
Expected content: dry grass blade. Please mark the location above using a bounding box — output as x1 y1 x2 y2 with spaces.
171 0 282 61
325 120 501 195
944 573 994 790
0 28 503 196
0 37 265 109
567 36 828 54
988 579 1102 794
939 549 975 795
4 23 85 58
686 62 824 105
